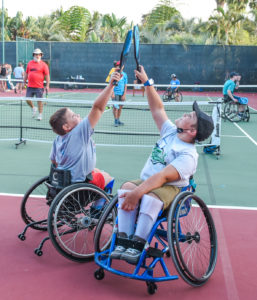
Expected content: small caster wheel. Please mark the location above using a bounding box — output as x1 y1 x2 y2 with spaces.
18 234 26 241
94 268 105 280
166 250 171 257
34 249 43 256
146 282 157 295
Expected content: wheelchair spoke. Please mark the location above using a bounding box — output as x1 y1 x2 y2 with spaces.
48 183 112 262
168 193 217 286
21 176 50 230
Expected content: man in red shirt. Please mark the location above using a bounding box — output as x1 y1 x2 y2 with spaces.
24 48 50 121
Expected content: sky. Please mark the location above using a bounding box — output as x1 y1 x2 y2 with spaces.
4 0 217 23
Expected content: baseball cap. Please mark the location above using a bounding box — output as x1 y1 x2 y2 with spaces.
171 73 176 78
193 101 214 142
115 61 120 66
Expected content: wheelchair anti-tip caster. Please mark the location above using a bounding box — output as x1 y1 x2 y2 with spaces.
34 249 43 256
146 281 158 295
94 268 105 280
18 234 26 241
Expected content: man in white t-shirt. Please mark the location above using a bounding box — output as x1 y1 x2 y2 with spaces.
111 65 214 264
13 62 25 94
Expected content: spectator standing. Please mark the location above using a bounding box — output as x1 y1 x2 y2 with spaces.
24 48 50 121
112 61 128 127
13 62 25 94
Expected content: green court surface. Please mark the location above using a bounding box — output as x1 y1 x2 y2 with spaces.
0 105 257 208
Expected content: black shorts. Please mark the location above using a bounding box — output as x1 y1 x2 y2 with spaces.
223 94 231 103
26 87 44 98
112 95 123 101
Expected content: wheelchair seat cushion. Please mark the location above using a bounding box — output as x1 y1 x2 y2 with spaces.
130 179 180 210
88 171 105 190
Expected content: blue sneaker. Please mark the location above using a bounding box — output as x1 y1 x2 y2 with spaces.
114 119 119 127
117 120 124 126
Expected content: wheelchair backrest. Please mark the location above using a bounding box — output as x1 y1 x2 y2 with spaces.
49 165 71 190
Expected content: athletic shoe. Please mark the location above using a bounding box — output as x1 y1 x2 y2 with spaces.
37 114 43 121
120 247 142 264
117 120 124 126
110 245 126 259
114 120 119 127
32 107 38 118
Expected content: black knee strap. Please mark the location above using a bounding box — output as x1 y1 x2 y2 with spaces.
116 237 145 251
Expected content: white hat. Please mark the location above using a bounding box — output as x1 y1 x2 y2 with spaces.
33 48 43 55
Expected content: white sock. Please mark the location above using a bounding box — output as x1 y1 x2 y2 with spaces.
135 194 163 241
117 189 138 238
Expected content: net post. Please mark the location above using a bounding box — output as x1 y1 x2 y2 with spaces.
15 99 26 149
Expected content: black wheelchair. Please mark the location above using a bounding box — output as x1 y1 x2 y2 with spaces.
94 182 217 294
18 166 115 262
162 87 183 102
223 98 250 122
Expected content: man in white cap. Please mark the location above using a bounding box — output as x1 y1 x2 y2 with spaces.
24 48 50 120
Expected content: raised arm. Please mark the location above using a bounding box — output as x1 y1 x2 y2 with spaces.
88 72 121 128
135 66 168 132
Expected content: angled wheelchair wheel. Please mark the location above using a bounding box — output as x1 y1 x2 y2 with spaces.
167 192 217 286
224 101 241 122
48 183 112 262
20 176 50 231
94 195 118 253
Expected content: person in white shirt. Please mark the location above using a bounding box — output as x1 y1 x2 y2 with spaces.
110 65 214 265
13 62 25 94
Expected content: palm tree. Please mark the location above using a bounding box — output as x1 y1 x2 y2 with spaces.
33 16 67 41
215 0 226 9
101 13 127 42
142 0 181 30
59 6 91 41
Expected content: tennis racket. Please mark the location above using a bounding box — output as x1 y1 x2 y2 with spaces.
133 25 141 84
113 29 133 86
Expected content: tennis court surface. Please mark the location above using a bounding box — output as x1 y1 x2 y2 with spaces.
0 87 257 299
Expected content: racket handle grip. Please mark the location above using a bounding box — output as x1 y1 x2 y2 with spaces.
112 80 119 86
136 65 141 84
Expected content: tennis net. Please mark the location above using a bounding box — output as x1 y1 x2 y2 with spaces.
0 98 221 149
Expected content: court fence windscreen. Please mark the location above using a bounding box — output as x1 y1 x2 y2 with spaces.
0 97 221 150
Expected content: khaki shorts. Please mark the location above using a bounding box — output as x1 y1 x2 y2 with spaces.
130 179 181 210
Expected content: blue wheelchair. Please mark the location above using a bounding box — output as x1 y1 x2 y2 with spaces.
18 166 115 262
94 182 217 294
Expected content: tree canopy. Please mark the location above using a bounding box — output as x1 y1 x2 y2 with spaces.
1 0 257 45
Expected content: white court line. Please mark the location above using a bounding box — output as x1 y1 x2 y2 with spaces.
1 192 257 211
233 122 257 147
221 135 246 138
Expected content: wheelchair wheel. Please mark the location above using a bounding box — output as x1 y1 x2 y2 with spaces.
48 183 112 262
162 89 172 102
244 106 250 122
167 192 217 286
176 92 183 102
20 176 50 231
224 101 241 122
94 195 118 253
